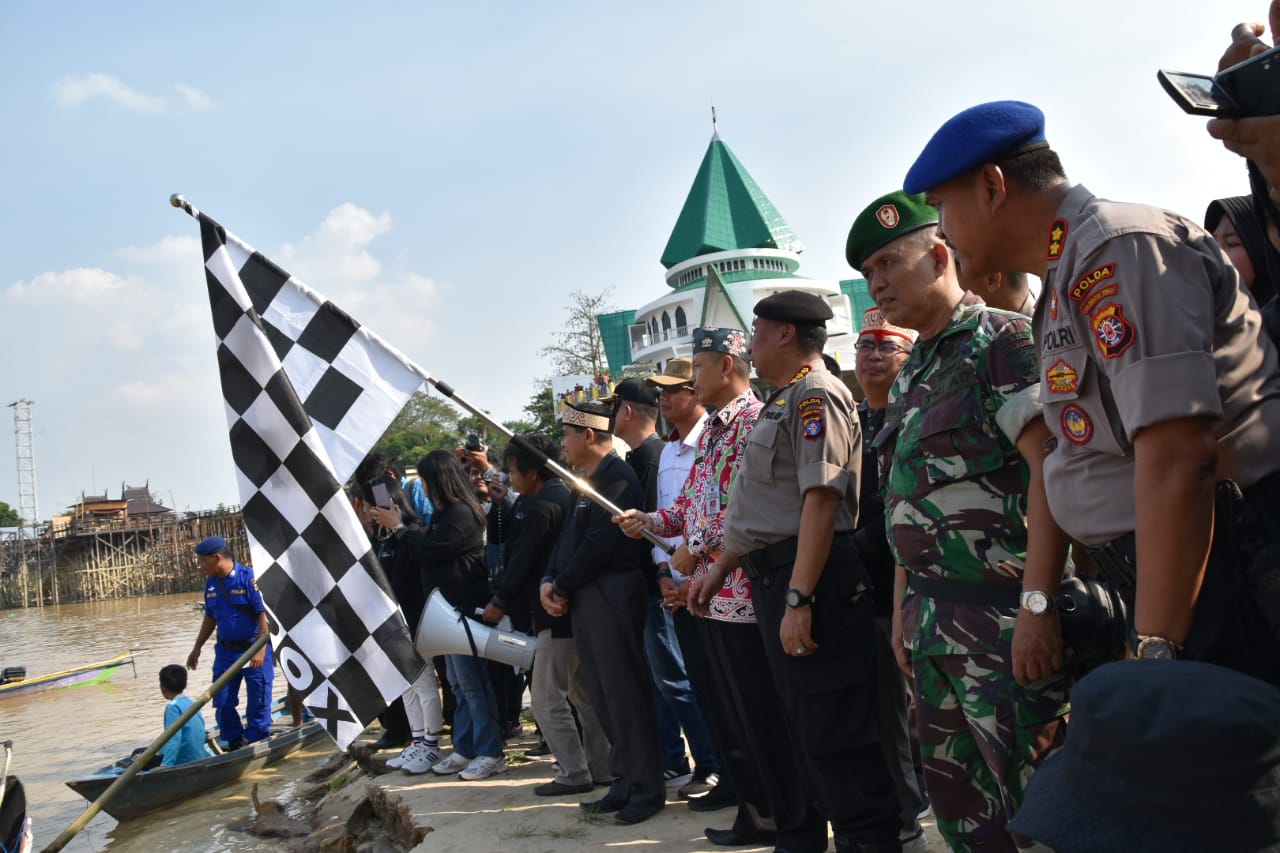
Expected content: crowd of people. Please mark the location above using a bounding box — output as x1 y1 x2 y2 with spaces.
181 7 1280 852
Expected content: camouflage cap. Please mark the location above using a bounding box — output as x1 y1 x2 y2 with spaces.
845 190 938 271
691 327 749 359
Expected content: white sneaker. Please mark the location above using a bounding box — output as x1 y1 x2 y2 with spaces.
400 743 443 775
430 751 473 775
385 742 417 770
458 755 508 781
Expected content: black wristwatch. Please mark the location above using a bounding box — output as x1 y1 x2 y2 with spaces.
785 588 815 608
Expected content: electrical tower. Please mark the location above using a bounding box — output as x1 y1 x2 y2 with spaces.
10 400 37 526
9 400 38 606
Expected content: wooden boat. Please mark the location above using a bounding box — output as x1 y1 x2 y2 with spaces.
65 715 330 820
1 741 33 853
0 652 136 699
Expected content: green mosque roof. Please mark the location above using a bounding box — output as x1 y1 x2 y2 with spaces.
659 133 803 271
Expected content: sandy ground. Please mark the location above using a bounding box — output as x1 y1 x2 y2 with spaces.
320 729 946 853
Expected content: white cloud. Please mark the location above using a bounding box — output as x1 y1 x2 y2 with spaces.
52 73 214 114
115 234 202 266
107 321 144 351
3 267 132 304
280 203 395 288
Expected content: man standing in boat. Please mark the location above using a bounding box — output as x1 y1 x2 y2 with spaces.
187 536 274 749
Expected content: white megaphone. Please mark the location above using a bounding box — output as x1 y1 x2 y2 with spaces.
415 589 537 671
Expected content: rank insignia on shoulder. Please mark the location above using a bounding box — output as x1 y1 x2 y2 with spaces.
1046 219 1068 260
1090 302 1136 358
1061 404 1093 445
1046 359 1079 394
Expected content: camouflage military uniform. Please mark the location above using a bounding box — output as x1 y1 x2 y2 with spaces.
875 295 1069 852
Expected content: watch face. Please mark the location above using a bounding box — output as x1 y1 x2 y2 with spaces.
1022 590 1050 615
786 589 801 607
1137 639 1175 660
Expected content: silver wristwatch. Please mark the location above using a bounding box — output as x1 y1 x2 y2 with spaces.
1019 589 1054 616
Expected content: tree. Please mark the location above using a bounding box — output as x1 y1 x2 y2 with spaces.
539 288 615 377
371 390 468 472
0 501 20 527
520 383 561 441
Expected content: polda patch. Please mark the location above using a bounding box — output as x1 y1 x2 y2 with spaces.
798 395 825 440
1046 219 1068 260
1090 303 1136 358
1070 263 1115 302
1079 284 1119 316
1060 404 1093 445
1046 359 1079 394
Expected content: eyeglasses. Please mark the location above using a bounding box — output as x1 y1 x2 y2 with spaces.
854 340 911 356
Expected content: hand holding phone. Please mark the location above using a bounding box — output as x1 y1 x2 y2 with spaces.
1160 44 1280 117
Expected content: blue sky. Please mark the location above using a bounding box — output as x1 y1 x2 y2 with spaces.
0 1 1266 517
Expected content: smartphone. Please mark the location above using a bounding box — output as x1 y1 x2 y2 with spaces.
1159 44 1280 118
1218 45 1280 116
368 475 396 509
1157 69 1240 117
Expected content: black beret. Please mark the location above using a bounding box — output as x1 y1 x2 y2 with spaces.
753 290 833 325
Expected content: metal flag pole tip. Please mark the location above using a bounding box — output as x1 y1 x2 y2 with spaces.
169 194 199 218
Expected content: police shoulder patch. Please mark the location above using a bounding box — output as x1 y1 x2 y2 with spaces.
798 395 825 440
1060 403 1093 445
1045 359 1079 394
1090 302 1136 358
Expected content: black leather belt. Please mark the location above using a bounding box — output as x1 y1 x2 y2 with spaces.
218 638 254 652
906 573 1021 608
740 533 855 580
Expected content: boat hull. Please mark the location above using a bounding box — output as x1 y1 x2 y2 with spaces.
65 721 329 821
0 653 135 699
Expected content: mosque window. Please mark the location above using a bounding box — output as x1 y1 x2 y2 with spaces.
675 306 687 332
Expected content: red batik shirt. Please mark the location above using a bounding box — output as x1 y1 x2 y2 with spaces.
650 389 763 623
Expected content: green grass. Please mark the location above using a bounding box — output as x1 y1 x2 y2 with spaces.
498 823 539 840
548 824 589 840
326 771 351 792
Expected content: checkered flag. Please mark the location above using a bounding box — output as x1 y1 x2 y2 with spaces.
194 206 427 749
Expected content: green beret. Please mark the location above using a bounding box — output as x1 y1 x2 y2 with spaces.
845 191 939 271
753 290 833 325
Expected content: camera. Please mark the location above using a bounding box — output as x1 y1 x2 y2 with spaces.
464 433 483 452
1159 45 1280 117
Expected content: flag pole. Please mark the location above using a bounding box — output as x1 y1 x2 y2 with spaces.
168 194 672 555
42 632 271 853
423 378 675 556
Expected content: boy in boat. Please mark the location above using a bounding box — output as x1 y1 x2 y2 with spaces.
159 664 208 767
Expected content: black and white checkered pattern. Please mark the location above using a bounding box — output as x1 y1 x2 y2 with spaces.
199 213 426 749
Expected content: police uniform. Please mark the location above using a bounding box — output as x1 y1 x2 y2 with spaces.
904 99 1280 682
199 539 274 744
722 292 900 851
1035 184 1280 679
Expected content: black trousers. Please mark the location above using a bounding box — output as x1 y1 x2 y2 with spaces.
572 570 664 807
751 538 901 846
699 617 827 850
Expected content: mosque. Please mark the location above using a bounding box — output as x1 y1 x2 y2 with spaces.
595 122 875 378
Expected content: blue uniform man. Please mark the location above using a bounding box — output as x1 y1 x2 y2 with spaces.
186 536 274 748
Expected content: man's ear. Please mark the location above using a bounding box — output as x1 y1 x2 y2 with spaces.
929 238 951 274
981 163 1009 216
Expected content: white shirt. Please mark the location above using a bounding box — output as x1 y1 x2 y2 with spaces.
652 414 707 576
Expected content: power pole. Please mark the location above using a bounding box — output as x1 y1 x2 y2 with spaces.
10 400 39 607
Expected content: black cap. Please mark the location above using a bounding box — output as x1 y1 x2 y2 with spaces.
602 377 659 407
753 290 834 325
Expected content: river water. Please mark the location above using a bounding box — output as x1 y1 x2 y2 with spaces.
0 593 341 852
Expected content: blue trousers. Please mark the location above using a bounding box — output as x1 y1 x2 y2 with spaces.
644 596 719 773
445 654 504 759
212 642 274 744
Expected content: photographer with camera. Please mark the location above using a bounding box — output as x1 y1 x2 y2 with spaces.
1206 4 1280 198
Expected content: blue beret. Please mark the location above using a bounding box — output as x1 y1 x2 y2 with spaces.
904 101 1047 195
194 535 227 556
